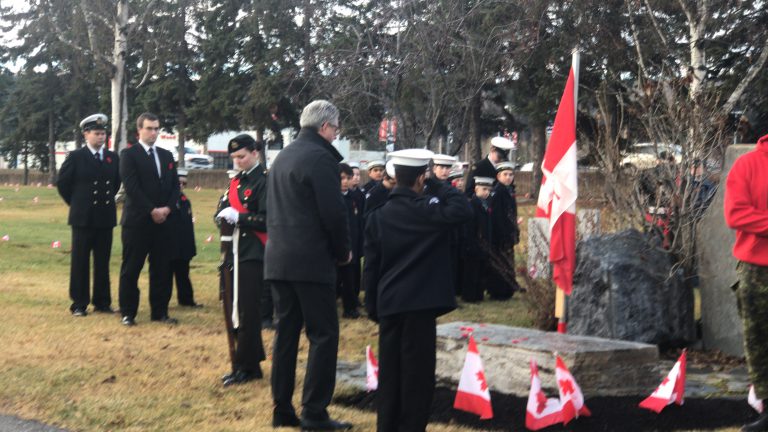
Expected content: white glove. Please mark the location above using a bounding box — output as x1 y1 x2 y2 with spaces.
216 207 240 225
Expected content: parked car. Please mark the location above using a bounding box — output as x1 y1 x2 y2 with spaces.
157 145 214 169
621 143 682 171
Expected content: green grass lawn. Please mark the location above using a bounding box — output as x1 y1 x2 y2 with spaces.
0 184 535 432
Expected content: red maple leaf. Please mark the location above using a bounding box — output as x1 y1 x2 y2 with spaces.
559 379 575 395
660 376 670 387
475 370 488 392
536 391 548 414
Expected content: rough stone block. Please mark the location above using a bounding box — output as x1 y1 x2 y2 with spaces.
697 144 753 357
435 322 659 396
527 218 550 279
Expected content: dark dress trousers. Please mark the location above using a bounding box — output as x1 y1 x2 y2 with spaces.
168 192 197 305
486 182 520 299
118 143 180 320
56 146 121 311
364 180 472 432
216 165 268 373
265 127 350 422
464 156 496 197
337 191 362 313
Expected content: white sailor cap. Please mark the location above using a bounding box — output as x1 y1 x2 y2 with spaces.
79 113 108 131
432 153 457 167
474 176 495 186
495 161 516 172
447 169 464 180
365 160 386 170
385 160 395 178
490 136 515 150
177 169 189 177
348 161 360 169
388 149 434 168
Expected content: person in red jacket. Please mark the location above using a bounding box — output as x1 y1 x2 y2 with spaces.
724 133 768 432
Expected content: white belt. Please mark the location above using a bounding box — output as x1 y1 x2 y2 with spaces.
231 226 240 329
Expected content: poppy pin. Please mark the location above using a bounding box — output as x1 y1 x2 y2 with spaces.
244 189 252 197
168 162 173 170
106 156 112 164
181 195 187 201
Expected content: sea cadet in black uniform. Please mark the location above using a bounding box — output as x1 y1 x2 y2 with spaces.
448 167 465 192
338 163 362 318
487 161 521 298
364 161 396 216
361 159 385 193
56 113 121 316
465 136 516 196
347 162 366 301
364 149 473 432
463 176 495 302
168 169 200 307
216 134 269 386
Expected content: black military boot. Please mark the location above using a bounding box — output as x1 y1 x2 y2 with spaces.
742 412 768 432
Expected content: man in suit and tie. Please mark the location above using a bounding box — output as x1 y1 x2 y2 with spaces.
56 113 121 316
118 112 180 326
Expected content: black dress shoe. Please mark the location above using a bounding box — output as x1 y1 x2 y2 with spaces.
179 302 203 308
300 418 353 431
93 306 115 313
742 412 768 431
151 316 179 324
71 308 88 317
222 369 261 386
121 316 136 326
342 309 361 319
273 412 301 428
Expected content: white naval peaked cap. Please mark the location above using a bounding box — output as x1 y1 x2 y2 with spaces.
365 160 385 170
495 161 516 172
385 160 395 178
432 153 457 166
79 113 108 130
474 176 495 186
347 161 360 169
490 136 515 150
388 149 434 168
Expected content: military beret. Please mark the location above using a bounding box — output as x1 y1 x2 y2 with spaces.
80 113 108 131
228 134 258 154
474 176 495 186
432 153 457 167
495 161 516 172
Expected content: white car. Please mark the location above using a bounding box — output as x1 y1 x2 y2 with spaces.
158 146 214 170
620 143 682 171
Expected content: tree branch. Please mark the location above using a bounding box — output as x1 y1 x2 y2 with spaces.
722 36 768 115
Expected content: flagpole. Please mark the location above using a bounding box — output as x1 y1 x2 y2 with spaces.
555 48 579 335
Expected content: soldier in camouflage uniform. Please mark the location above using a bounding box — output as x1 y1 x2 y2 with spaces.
724 133 768 432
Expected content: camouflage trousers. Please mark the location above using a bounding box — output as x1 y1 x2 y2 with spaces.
737 261 768 399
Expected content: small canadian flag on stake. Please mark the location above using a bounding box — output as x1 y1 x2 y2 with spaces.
555 355 591 424
205 234 213 243
639 349 686 413
1 234 9 241
526 359 563 430
749 385 764 413
366 345 379 392
51 241 61 249
453 335 493 419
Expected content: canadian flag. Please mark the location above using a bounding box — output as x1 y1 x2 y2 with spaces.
639 350 686 413
526 360 563 430
453 335 493 419
366 345 379 392
536 51 579 295
555 355 591 424
749 385 764 413
51 241 61 249
1 234 9 241
205 234 213 243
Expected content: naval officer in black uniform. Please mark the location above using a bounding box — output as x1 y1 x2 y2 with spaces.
465 136 516 196
215 134 268 386
57 114 121 316
168 169 200 307
364 149 473 432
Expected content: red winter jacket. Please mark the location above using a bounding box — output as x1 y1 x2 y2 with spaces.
724 134 768 266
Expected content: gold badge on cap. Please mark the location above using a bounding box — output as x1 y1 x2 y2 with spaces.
230 141 237 150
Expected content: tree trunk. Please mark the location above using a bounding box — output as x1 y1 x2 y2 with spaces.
48 111 57 184
112 0 129 153
177 110 186 168
23 143 29 186
468 92 482 163
530 122 547 199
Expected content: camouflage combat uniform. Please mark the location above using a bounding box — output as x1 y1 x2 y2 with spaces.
737 261 768 399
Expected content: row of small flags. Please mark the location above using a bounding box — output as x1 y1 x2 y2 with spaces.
365 339 762 429
1 236 63 249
